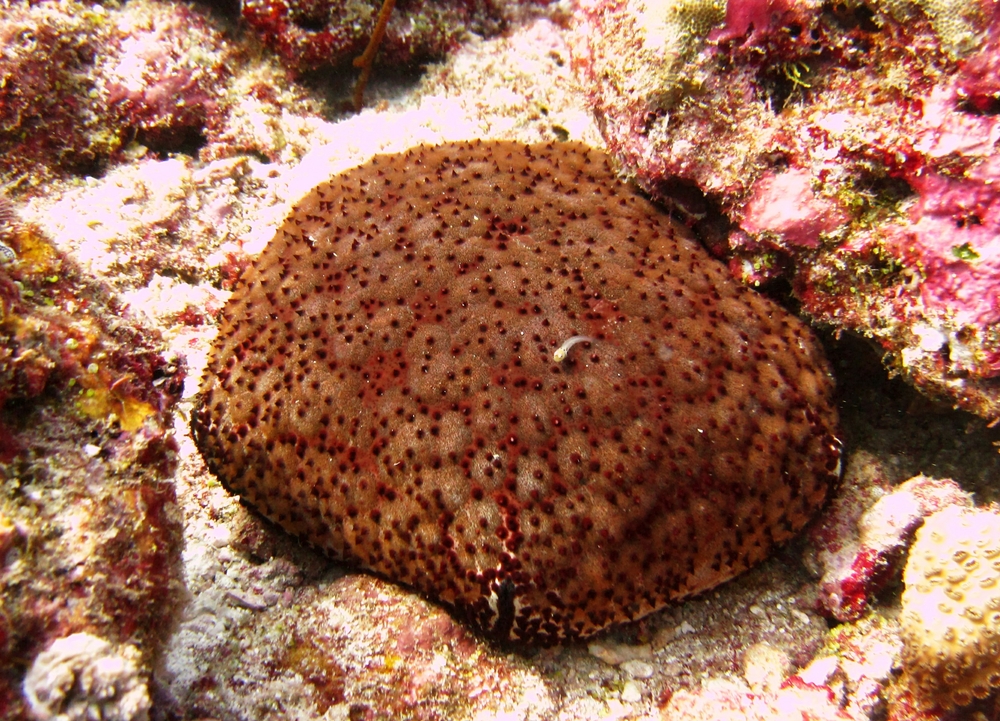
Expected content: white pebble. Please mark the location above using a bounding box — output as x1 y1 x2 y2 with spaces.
621 659 654 679
620 680 642 703
206 524 232 548
676 620 696 635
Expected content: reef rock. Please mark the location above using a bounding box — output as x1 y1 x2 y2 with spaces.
241 0 552 72
22 633 149 721
569 0 1000 420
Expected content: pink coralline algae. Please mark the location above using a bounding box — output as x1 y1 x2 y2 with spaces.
241 0 553 72
660 676 851 721
569 0 1000 419
804 453 973 622
0 0 234 183
95 2 233 151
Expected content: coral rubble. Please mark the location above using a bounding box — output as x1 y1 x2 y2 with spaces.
806 459 973 622
660 676 851 721
22 633 149 721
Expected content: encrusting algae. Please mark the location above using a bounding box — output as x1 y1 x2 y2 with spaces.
192 139 842 644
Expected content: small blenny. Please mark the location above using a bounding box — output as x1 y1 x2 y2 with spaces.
553 335 595 363
0 197 17 263
193 140 841 645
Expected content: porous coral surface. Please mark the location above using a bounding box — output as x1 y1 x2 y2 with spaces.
901 504 1000 710
22 633 150 721
192 139 841 644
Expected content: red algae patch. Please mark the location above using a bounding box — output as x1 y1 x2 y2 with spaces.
192 140 841 644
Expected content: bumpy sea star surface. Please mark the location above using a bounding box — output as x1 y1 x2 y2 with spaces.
192 139 842 644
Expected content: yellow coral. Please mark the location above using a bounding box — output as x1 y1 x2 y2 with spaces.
877 0 988 58
600 0 726 107
658 0 726 42
900 504 1000 709
77 385 157 433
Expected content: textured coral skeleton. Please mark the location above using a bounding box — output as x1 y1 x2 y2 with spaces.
901 504 1000 709
193 139 842 644
21 633 150 721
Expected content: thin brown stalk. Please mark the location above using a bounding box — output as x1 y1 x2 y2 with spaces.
352 0 397 111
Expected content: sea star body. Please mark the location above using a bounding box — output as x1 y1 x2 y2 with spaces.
193 140 841 644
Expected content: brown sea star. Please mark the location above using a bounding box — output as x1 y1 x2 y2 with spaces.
192 139 841 645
